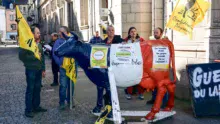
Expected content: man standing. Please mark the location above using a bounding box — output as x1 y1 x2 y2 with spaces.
92 25 124 118
52 26 77 110
50 33 59 86
19 26 47 118
89 31 103 44
146 27 169 108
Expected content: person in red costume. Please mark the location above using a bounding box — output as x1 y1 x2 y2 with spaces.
146 28 169 108
124 27 146 100
139 36 177 120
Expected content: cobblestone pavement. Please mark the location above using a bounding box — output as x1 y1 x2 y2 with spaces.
1 47 220 124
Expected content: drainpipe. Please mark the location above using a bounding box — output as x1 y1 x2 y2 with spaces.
93 0 96 32
163 0 165 31
152 0 155 34
171 1 174 42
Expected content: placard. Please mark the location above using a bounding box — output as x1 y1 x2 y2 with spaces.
90 46 108 68
186 63 220 117
152 46 170 69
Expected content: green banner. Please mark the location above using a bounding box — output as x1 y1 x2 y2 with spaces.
90 46 108 68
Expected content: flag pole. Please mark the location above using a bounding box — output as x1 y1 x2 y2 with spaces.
70 75 72 110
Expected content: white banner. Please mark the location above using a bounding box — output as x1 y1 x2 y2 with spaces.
110 43 143 87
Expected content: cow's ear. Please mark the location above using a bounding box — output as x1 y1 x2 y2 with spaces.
62 32 70 40
70 31 79 41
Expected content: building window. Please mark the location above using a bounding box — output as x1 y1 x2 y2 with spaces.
51 0 56 11
23 7 26 13
11 24 17 30
68 2 74 30
48 15 52 34
101 0 108 21
42 8 46 18
59 8 64 25
10 15 14 21
57 0 64 7
80 0 88 26
46 4 50 15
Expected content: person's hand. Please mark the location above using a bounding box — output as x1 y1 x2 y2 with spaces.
122 42 127 44
42 71 46 78
214 60 220 62
38 52 42 58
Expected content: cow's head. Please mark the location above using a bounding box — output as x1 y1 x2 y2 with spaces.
55 32 82 58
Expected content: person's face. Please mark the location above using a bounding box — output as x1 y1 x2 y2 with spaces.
107 27 115 38
34 27 41 42
129 29 137 38
51 35 58 41
95 32 99 37
154 29 162 40
59 28 67 38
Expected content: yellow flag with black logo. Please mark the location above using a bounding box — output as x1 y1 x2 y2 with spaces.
166 0 210 38
62 58 77 83
16 6 40 60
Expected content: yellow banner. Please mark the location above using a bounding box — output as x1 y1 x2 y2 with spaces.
16 6 40 60
62 58 77 83
90 46 108 68
166 0 210 38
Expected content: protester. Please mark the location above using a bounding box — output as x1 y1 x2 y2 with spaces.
52 26 77 110
146 27 169 108
124 27 145 100
91 25 124 118
19 26 47 118
49 33 59 86
89 31 103 44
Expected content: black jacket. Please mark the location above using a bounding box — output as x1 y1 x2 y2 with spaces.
19 42 45 71
102 35 124 44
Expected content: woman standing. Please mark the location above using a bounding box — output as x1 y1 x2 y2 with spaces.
124 27 145 100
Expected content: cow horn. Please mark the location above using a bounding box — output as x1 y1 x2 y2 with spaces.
70 31 79 40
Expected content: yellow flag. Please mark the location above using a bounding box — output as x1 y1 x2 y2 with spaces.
15 6 41 60
62 58 77 83
166 0 210 38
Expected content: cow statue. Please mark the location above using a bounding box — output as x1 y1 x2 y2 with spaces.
55 32 177 120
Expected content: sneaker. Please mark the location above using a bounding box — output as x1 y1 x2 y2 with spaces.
91 106 102 116
59 104 66 110
125 94 132 100
25 112 34 118
138 94 144 100
50 83 58 86
33 107 47 113
106 110 113 121
146 99 155 104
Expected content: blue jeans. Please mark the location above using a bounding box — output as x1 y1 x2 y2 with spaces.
152 89 169 108
59 67 76 105
96 86 104 108
25 69 42 112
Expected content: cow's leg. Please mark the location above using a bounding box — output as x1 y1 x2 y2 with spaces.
163 83 176 111
145 80 168 120
103 86 113 118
